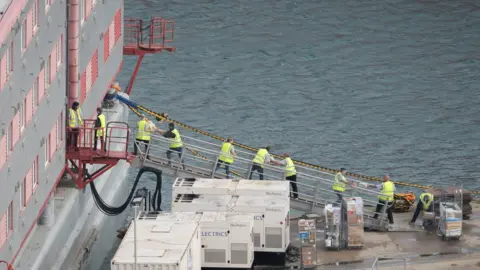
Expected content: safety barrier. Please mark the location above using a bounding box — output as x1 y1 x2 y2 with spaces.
127 103 480 197
133 132 393 230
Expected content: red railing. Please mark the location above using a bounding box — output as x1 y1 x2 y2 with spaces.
123 17 175 52
104 121 130 158
66 120 130 161
124 18 143 47
149 17 175 48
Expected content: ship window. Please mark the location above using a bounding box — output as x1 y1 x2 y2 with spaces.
33 0 39 31
45 136 50 166
33 77 38 110
56 36 62 66
57 113 62 144
33 156 38 188
20 178 25 209
80 0 85 23
7 122 12 151
20 102 25 131
7 201 13 232
6 42 13 74
45 56 51 87
21 19 27 51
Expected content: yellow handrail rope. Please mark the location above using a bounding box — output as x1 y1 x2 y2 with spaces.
127 105 242 177
133 105 480 196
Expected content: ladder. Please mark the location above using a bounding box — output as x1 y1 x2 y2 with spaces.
133 133 392 231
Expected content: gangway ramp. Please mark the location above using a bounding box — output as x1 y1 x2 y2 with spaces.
133 133 394 231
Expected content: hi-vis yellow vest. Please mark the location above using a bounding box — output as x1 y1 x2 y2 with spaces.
284 157 296 177
69 108 83 128
378 181 395 202
253 148 268 167
420 193 433 210
332 172 346 192
96 114 106 137
170 129 183 148
219 142 234 164
136 120 151 141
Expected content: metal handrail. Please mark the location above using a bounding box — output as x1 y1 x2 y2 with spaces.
178 133 366 184
134 132 391 226
146 133 382 194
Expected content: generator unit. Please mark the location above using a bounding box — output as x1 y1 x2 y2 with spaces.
231 196 290 256
172 194 235 213
199 212 255 269
235 180 290 198
173 177 239 196
137 211 203 223
111 217 202 270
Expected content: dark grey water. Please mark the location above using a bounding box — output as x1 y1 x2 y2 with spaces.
94 0 480 268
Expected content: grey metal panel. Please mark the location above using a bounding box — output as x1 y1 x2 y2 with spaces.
81 40 122 118
0 0 36 56
0 0 125 263
0 0 66 126
77 0 123 118
0 146 65 262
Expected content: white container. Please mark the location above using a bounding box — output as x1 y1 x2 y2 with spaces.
232 196 290 253
235 180 290 198
439 202 462 238
111 218 201 270
199 212 255 268
137 211 203 223
324 204 341 249
172 194 235 213
173 177 238 196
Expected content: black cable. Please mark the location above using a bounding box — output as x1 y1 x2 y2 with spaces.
89 167 162 216
151 170 163 211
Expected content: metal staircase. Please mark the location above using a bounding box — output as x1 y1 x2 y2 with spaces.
133 133 393 231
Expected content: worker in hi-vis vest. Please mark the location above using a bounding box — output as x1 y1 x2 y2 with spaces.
214 137 237 179
272 153 298 198
93 107 106 151
332 168 351 203
134 115 154 156
249 146 273 180
67 101 83 150
370 175 396 224
410 192 434 225
157 123 185 169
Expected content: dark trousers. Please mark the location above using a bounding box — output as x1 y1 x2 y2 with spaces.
215 160 232 178
249 164 264 180
286 174 298 198
167 147 184 168
67 128 79 150
334 191 343 204
93 135 104 151
411 201 433 223
373 200 394 224
133 139 149 155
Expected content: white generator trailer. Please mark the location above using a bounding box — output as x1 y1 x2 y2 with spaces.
111 215 201 270
173 177 239 196
199 211 255 269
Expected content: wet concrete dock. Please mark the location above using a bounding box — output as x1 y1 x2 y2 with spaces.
288 202 480 269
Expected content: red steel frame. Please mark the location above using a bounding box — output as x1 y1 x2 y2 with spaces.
123 17 176 95
64 121 134 189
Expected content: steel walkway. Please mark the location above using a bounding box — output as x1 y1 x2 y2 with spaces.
133 133 394 231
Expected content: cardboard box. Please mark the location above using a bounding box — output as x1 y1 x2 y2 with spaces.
301 246 317 267
347 225 364 247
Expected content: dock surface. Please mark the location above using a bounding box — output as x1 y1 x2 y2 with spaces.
288 202 480 269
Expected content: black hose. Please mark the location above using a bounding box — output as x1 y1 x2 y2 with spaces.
89 167 163 216
151 170 163 211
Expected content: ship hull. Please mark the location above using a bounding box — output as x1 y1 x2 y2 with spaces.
14 101 131 270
